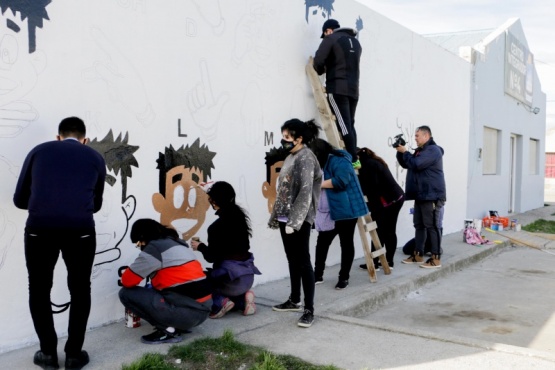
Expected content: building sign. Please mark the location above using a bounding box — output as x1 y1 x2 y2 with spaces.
504 31 534 106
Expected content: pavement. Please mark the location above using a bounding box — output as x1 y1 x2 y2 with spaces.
3 205 555 369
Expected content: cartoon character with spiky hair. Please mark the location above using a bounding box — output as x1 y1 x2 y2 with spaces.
262 146 288 213
153 138 216 240
0 0 51 53
305 0 334 23
0 0 50 137
88 130 139 269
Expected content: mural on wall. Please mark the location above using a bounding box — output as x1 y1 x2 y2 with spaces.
262 146 288 214
153 138 216 240
0 0 51 53
192 0 225 36
232 4 274 79
0 156 17 271
48 130 139 314
304 0 334 22
0 0 49 137
88 130 139 271
83 27 155 127
187 59 229 141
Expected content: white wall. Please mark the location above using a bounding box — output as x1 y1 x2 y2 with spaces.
467 19 546 219
0 0 472 352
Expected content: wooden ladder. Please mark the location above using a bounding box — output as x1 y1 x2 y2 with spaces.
306 57 390 282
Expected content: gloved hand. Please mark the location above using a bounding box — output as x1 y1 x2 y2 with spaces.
285 226 294 234
117 265 129 287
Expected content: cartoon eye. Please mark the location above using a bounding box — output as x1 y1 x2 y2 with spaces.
0 35 18 65
173 185 184 208
188 186 197 208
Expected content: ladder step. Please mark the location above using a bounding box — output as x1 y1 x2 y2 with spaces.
371 249 386 258
364 221 377 232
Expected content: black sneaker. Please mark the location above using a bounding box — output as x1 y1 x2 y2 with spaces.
272 298 302 312
335 280 349 290
315 276 324 285
33 351 59 370
64 350 89 370
358 263 368 270
297 309 314 328
141 329 183 345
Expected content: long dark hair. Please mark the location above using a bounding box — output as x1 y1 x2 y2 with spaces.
357 147 388 168
130 218 178 245
280 118 320 145
207 181 252 238
308 138 343 169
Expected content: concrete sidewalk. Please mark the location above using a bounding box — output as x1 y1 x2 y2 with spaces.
3 205 555 369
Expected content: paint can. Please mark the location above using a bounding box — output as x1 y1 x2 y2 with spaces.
511 219 517 230
473 219 482 233
498 223 504 231
491 223 498 231
515 224 522 232
125 308 141 328
463 219 473 242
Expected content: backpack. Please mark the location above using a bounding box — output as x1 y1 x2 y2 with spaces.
464 227 484 245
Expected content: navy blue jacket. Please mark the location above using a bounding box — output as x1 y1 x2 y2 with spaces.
324 150 368 220
13 138 106 233
396 138 446 201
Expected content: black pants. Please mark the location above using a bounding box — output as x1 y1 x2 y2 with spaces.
413 200 444 257
279 222 315 312
328 93 358 162
314 218 358 281
371 199 404 267
119 288 211 332
24 230 96 357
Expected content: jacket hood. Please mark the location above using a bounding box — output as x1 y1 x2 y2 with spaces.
334 27 358 37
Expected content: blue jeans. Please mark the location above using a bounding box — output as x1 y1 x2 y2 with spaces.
211 274 254 312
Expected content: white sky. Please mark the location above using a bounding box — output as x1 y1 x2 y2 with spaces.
356 0 555 133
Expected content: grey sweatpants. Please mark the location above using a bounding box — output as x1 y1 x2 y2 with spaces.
119 287 211 332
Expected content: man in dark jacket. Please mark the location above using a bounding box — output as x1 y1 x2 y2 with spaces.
14 117 106 370
396 125 446 268
313 19 362 169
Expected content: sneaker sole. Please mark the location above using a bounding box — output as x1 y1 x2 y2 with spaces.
140 335 183 345
420 264 441 269
297 320 313 328
272 305 302 312
209 300 235 319
315 280 324 285
243 291 256 316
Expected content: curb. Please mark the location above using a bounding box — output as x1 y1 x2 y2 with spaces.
326 241 509 318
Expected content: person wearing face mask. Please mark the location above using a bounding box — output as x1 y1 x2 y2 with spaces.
119 219 212 344
268 118 322 328
190 181 261 319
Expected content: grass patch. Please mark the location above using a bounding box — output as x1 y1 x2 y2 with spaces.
122 330 339 370
522 219 555 234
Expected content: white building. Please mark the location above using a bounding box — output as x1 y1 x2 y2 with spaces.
0 1 544 353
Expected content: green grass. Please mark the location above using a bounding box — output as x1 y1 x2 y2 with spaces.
522 219 555 233
122 330 339 370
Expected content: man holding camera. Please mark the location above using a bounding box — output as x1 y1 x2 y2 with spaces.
395 126 446 268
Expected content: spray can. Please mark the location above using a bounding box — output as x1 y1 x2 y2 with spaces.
125 308 141 328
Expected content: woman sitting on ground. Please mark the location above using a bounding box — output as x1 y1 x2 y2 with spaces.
191 181 261 319
119 219 212 344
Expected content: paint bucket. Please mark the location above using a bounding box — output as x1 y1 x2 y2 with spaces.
515 224 522 232
463 219 473 242
473 219 482 233
498 223 504 231
491 223 498 231
125 308 141 328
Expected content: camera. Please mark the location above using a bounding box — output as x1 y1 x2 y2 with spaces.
392 134 406 148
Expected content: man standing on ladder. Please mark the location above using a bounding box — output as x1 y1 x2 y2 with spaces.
313 19 362 169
